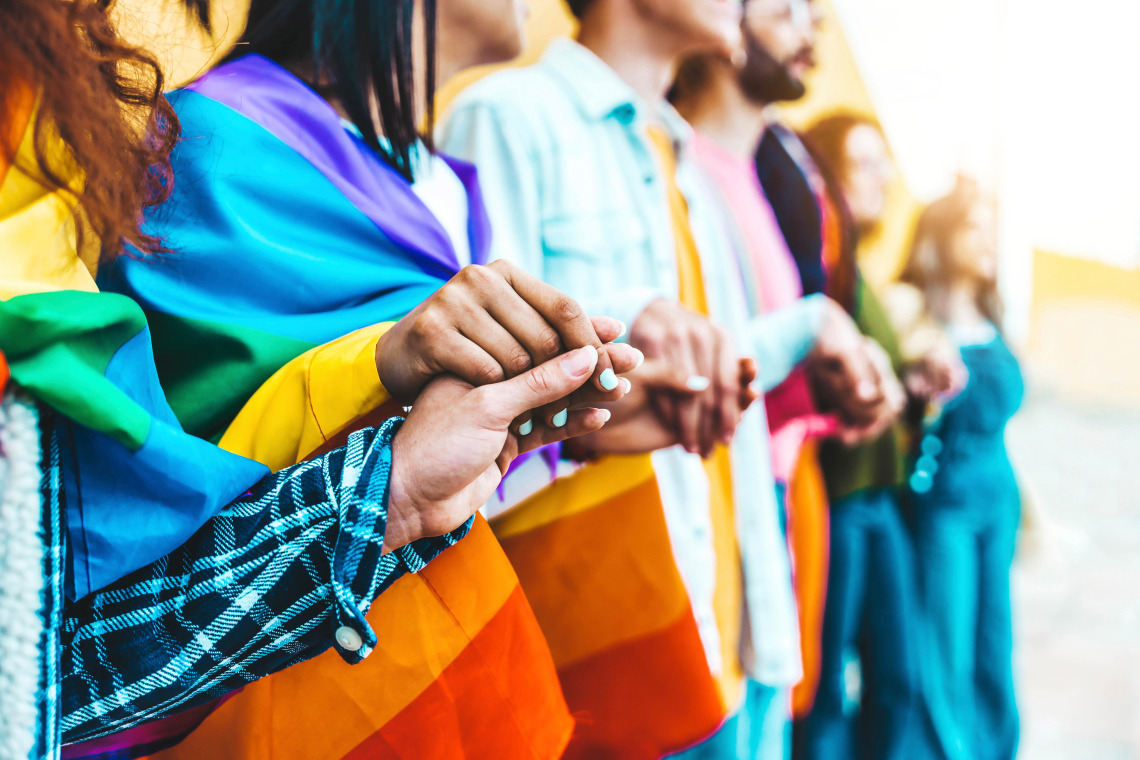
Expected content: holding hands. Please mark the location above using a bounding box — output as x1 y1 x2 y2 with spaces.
383 345 611 553
628 298 755 458
375 260 642 432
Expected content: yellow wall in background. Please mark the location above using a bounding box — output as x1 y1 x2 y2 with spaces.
1028 251 1140 405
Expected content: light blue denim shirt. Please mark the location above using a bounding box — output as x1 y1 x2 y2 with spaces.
439 38 818 687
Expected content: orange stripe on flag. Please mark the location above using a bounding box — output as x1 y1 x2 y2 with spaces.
496 463 690 667
343 586 574 760
148 517 570 759
494 456 731 755
559 609 726 760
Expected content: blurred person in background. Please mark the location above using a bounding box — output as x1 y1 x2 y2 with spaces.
888 179 1024 760
671 7 913 755
802 110 963 760
438 0 898 756
694 0 959 752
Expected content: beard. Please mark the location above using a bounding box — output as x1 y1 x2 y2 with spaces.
737 31 808 104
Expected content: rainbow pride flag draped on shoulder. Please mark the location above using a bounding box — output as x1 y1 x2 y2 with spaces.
0 91 268 603
84 54 572 760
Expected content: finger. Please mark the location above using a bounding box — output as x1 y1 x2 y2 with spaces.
433 331 509 387
479 344 600 427
632 358 704 394
689 324 724 457
673 328 704 455
713 332 742 447
591 316 627 345
738 357 761 412
457 305 536 380
491 260 617 394
516 407 612 455
560 342 644 406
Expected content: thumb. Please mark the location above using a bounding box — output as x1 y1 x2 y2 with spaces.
481 345 599 425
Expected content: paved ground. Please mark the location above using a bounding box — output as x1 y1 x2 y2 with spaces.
1007 386 1140 759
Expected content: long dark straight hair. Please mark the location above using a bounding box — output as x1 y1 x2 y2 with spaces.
231 0 436 181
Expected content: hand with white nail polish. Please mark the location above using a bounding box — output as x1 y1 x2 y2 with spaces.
562 357 760 459
383 345 612 554
373 259 641 434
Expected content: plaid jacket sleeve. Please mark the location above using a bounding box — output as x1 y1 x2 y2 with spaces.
58 417 472 745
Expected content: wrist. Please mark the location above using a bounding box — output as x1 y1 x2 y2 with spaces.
382 434 424 554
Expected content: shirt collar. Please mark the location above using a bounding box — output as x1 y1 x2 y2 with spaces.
540 37 693 150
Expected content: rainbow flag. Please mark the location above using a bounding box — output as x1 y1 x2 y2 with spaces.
0 93 269 603
86 53 572 759
492 453 738 759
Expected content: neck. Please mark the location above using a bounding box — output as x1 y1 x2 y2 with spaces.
677 68 769 158
576 9 683 109
946 281 983 324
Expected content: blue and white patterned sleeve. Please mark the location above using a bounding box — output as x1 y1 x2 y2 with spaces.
59 418 471 744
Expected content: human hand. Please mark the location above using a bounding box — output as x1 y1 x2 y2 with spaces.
805 299 887 427
383 345 611 553
904 342 967 401
832 337 907 446
375 260 642 429
565 357 760 458
628 298 746 458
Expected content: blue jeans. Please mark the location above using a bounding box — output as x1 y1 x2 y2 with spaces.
670 682 790 760
800 489 921 760
912 497 1020 760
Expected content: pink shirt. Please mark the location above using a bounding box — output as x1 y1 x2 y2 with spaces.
691 131 838 483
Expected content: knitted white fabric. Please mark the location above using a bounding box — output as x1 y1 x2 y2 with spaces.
0 393 44 760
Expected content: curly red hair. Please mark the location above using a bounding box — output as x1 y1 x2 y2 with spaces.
0 0 179 260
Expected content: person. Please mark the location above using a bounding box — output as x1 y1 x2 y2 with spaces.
437 1 897 757
92 0 640 758
0 1 631 757
669 8 913 757
668 3 952 755
890 179 1023 760
798 110 967 759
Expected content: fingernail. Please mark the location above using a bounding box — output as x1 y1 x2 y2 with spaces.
631 347 645 369
616 320 628 339
599 368 619 391
598 409 612 423
686 375 711 392
518 418 533 436
620 378 632 393
561 345 598 378
551 408 568 428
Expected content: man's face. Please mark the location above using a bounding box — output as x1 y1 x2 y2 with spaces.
630 0 744 59
737 0 817 103
437 0 530 68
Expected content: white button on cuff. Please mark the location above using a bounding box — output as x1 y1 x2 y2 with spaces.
335 625 363 652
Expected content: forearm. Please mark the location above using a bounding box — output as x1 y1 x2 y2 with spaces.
749 294 830 391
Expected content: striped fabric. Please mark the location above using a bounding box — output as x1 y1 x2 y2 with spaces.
492 455 732 759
